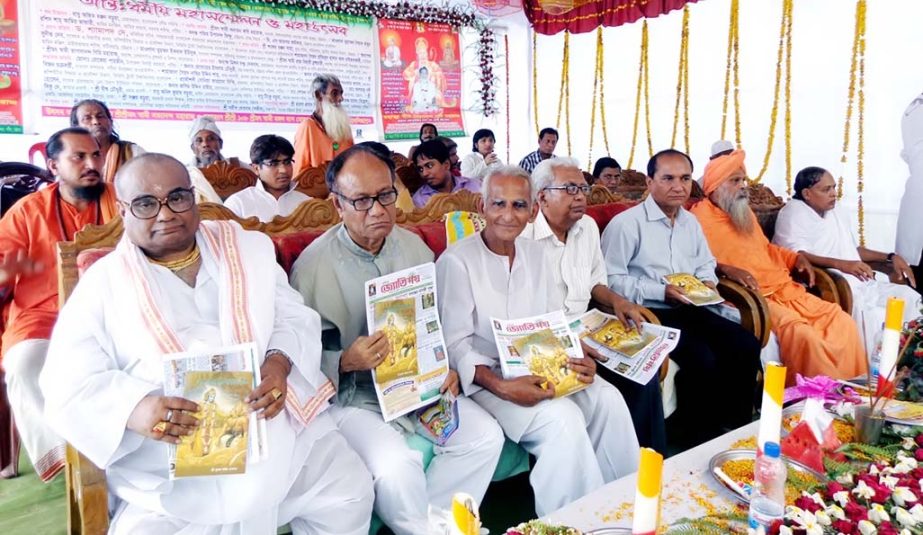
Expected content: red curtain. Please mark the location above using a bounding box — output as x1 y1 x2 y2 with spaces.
524 0 698 35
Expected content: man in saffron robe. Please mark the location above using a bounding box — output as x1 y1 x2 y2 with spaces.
690 150 866 385
293 74 355 174
69 99 144 183
0 127 118 480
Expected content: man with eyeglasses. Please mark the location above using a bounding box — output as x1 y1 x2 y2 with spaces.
603 149 761 449
436 165 639 516
224 135 311 223
520 157 666 452
0 127 118 480
289 145 503 535
41 153 374 533
411 139 481 208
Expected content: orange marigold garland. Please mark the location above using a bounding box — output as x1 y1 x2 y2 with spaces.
753 0 793 187
671 5 691 154
587 27 610 170
627 21 650 170
720 0 740 146
555 30 572 155
838 0 868 245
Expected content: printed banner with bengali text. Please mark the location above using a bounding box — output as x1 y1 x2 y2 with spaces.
36 0 377 133
0 0 22 134
378 18 464 141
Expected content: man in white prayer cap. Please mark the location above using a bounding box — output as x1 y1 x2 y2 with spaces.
186 116 242 204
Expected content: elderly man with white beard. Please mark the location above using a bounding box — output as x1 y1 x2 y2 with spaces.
293 74 355 174
690 150 866 386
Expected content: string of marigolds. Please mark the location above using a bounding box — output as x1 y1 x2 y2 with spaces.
627 21 650 170
586 27 611 169
838 0 868 245
532 31 539 136
670 5 691 154
753 0 793 187
720 0 741 146
554 31 572 156
504 33 511 164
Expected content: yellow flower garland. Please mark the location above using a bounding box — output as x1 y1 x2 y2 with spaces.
627 21 650 170
586 27 611 170
838 0 867 245
671 5 691 154
753 0 793 188
532 31 539 137
720 0 740 145
555 31 572 156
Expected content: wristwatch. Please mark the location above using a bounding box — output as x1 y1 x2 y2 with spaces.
887 252 896 264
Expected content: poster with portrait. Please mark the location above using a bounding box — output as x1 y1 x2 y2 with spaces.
377 18 465 141
0 0 22 133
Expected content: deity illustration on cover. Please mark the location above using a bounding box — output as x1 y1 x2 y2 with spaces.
374 298 420 384
662 273 722 306
512 329 583 398
588 318 655 358
174 371 252 477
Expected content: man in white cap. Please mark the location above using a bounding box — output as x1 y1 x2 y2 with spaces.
186 116 242 204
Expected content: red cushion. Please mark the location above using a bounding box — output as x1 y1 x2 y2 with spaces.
272 231 325 275
402 221 448 259
585 202 638 234
76 247 115 276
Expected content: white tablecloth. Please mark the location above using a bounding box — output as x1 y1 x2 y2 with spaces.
543 420 761 531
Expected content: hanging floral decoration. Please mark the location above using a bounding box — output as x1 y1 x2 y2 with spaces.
504 33 511 162
532 31 540 136
232 0 498 116
752 0 793 190
670 4 691 155
555 30 572 155
626 20 651 170
720 0 741 147
586 26 611 170
839 0 868 245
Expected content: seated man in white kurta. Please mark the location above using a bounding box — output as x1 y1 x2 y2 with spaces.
224 135 311 222
436 165 640 517
39 154 373 535
289 145 504 535
774 166 921 354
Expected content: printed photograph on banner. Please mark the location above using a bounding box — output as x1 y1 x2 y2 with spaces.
374 298 421 385
174 371 252 478
378 18 465 140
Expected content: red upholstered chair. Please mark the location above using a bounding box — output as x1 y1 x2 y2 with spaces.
28 142 47 166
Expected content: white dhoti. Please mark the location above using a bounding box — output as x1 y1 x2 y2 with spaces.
847 273 922 357
3 338 65 481
330 397 504 535
109 421 374 535
472 379 640 516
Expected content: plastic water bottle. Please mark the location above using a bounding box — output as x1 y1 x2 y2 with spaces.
748 441 786 535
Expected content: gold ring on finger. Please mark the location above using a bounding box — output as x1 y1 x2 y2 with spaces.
270 387 283 401
152 421 167 434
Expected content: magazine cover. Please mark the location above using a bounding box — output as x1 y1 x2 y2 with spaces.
365 262 450 421
492 311 587 398
174 371 252 477
374 297 421 384
570 310 681 385
414 393 459 446
162 343 267 478
662 273 724 306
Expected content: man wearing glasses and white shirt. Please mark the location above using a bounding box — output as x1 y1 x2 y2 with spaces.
289 145 504 535
224 135 311 222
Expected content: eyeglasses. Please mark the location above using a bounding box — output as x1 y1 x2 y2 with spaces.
260 158 294 168
332 189 398 211
120 187 196 219
543 184 591 196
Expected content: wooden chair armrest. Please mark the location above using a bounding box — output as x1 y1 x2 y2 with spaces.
65 444 109 534
802 266 841 308
717 278 771 348
826 269 853 313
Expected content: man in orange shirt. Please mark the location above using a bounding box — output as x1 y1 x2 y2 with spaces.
690 150 865 385
293 74 355 175
0 127 117 481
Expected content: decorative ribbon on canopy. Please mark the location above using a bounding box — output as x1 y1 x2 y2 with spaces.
524 0 697 35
